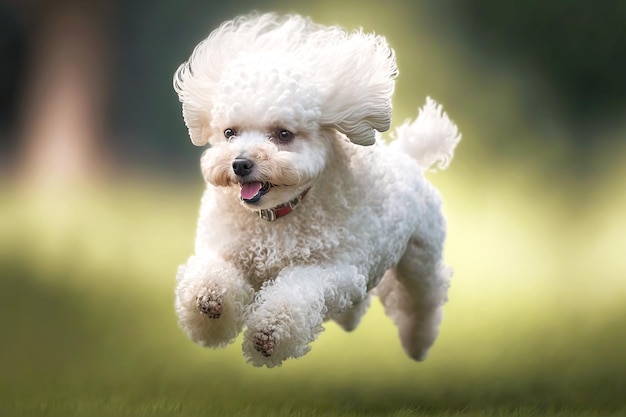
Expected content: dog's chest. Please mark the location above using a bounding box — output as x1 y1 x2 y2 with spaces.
222 221 340 288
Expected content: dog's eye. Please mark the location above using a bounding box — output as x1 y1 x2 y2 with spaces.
277 130 294 142
224 128 236 139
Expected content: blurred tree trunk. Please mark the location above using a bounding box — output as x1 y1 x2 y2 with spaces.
17 0 111 187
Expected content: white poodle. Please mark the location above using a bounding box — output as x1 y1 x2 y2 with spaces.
173 13 461 367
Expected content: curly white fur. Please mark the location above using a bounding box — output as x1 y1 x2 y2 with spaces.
173 13 461 367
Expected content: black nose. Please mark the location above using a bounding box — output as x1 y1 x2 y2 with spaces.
232 158 254 177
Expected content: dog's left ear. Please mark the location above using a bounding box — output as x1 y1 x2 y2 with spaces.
318 32 398 146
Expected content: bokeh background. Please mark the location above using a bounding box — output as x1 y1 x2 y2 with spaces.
1 0 625 415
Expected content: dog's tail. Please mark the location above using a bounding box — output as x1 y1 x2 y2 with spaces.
391 97 461 171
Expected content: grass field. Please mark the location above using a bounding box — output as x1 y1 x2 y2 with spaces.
1 171 625 417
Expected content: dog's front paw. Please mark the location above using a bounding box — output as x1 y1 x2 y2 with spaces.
196 287 223 318
175 257 254 348
252 326 276 357
243 304 323 367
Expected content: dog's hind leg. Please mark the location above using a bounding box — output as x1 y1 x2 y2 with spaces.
377 227 451 361
332 294 371 331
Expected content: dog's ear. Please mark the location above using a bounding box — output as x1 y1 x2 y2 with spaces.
173 62 211 146
180 102 210 147
318 32 397 146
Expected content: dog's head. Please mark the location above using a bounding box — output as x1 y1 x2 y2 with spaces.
174 13 397 211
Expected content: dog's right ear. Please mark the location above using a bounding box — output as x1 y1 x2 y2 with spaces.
180 101 210 147
173 61 211 146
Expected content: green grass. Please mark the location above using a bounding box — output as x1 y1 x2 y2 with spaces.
1 178 625 417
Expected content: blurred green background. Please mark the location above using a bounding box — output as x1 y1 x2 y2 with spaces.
1 1 625 416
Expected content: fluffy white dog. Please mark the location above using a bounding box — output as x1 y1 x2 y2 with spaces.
173 13 461 367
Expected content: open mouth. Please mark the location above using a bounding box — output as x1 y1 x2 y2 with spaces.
239 181 272 203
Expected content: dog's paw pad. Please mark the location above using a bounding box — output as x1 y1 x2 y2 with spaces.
253 328 276 357
196 289 222 319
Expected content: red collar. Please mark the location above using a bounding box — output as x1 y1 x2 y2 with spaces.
257 188 310 221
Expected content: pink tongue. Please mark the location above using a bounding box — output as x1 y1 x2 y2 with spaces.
240 182 263 200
